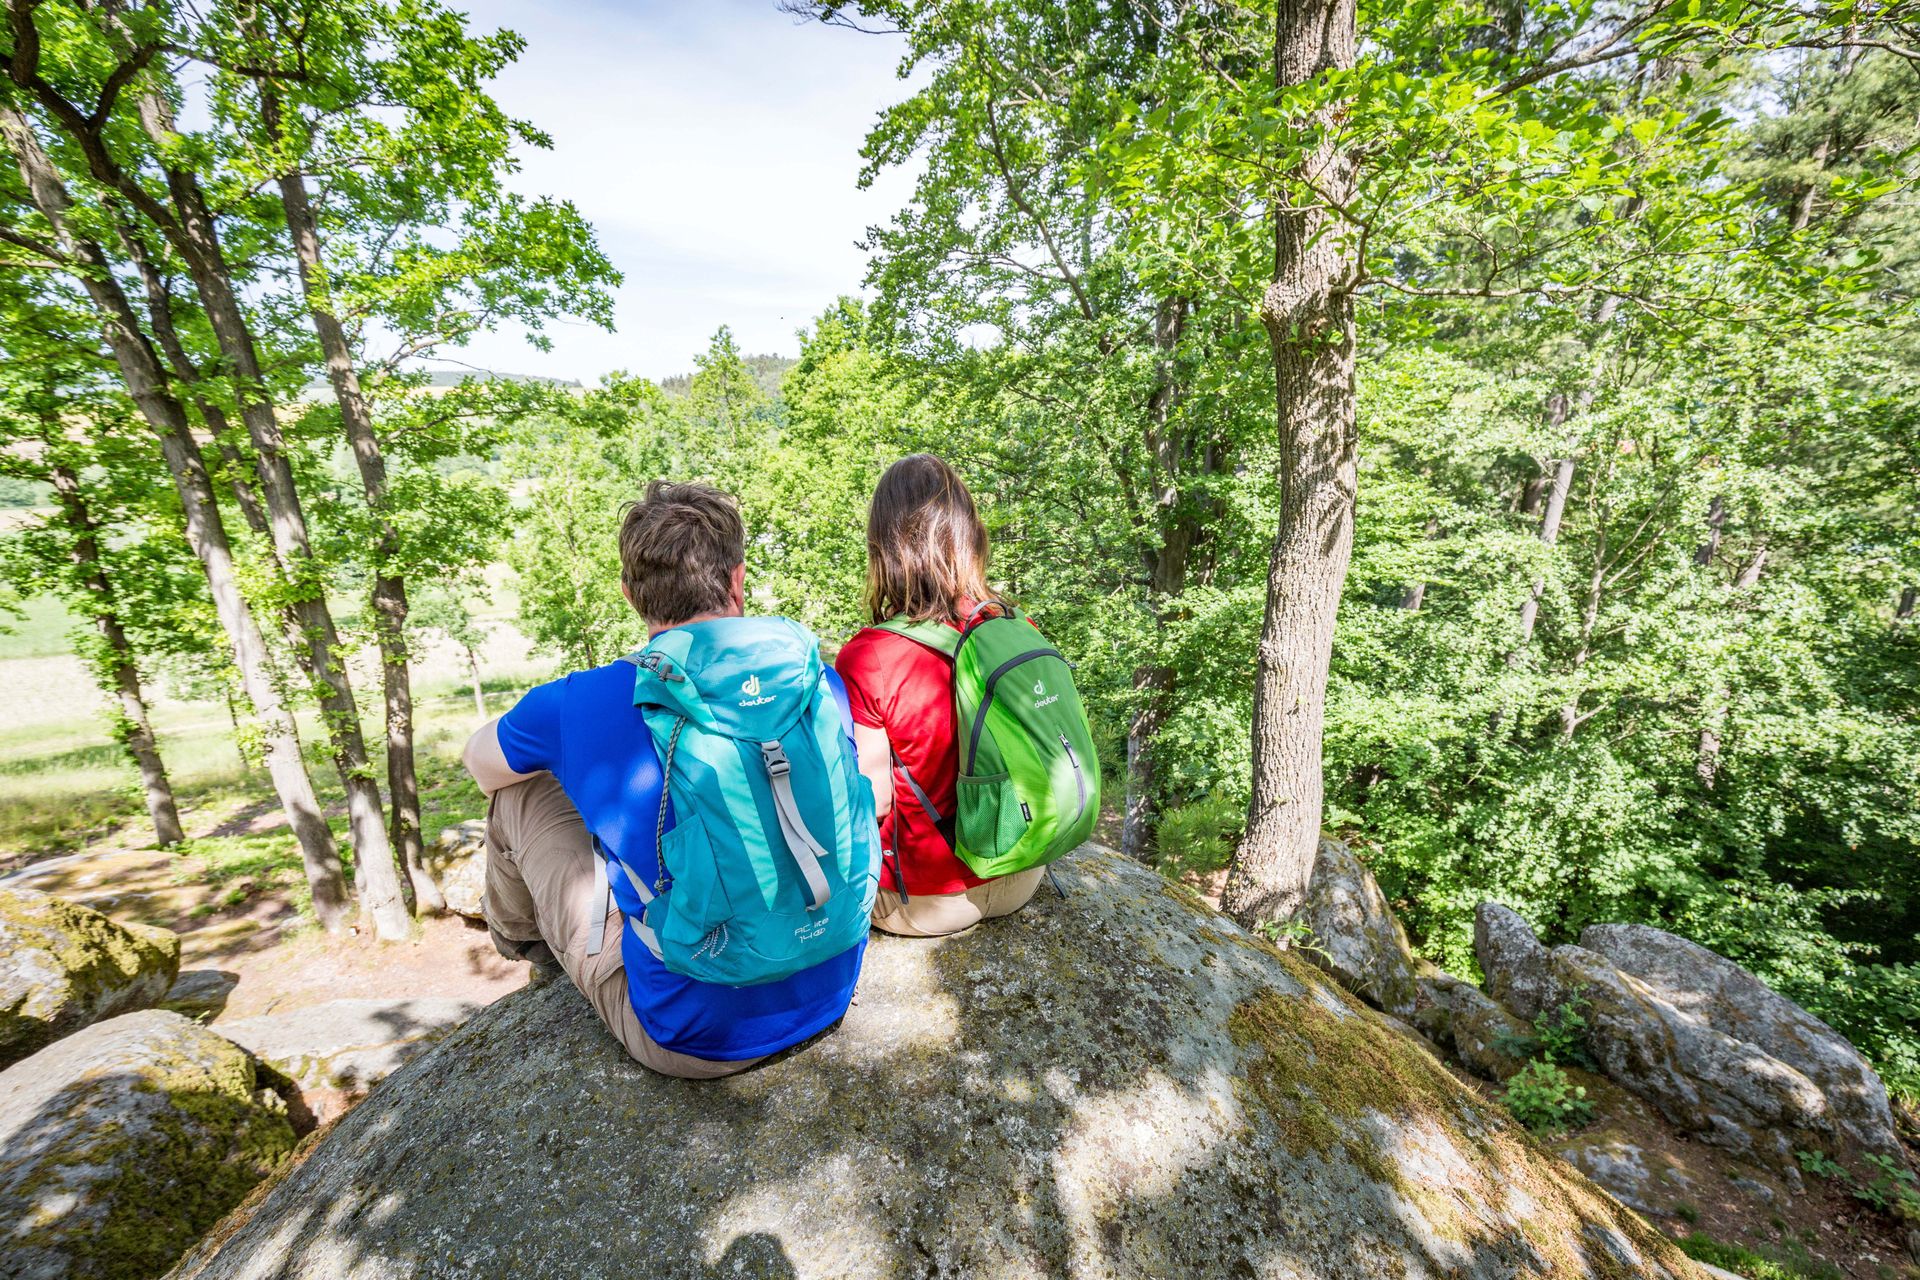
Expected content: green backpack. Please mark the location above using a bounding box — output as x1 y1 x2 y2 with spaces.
876 602 1099 880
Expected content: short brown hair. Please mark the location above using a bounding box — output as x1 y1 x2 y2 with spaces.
618 480 745 625
864 454 991 624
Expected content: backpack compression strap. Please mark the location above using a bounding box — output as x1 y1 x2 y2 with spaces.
760 741 833 910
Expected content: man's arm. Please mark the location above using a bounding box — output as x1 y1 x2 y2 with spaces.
463 716 541 795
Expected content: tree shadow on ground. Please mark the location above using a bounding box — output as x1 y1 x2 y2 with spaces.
161 847 1702 1280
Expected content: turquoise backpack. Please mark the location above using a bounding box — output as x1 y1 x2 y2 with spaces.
604 616 880 987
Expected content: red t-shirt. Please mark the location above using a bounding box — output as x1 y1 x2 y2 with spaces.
835 621 984 897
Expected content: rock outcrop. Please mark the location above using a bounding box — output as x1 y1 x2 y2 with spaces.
1 1009 296 1280
173 848 1704 1280
424 822 487 918
1473 902 1552 1022
1414 971 1532 1083
217 997 481 1098
1301 837 1420 1019
1579 923 1899 1157
0 887 181 1067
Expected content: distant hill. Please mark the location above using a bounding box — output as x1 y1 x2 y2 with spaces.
657 355 795 400
299 371 581 400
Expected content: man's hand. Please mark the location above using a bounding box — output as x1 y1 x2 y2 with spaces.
463 716 541 795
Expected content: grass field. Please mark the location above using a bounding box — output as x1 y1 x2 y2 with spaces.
0 568 554 864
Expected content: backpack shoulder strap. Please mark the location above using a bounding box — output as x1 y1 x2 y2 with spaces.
871 616 961 660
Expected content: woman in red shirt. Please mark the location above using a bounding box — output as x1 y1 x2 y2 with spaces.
835 454 1044 936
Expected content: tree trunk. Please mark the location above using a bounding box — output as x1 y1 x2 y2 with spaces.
1558 525 1608 741
112 217 276 543
1400 516 1439 610
1694 495 1725 568
1898 585 1917 623
125 92 412 939
1121 295 1194 863
47 464 185 847
274 141 441 912
466 645 487 719
0 105 349 930
1515 395 1576 654
1221 0 1360 929
1698 543 1769 788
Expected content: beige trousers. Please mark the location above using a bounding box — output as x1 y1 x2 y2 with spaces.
869 865 1044 937
483 774 764 1079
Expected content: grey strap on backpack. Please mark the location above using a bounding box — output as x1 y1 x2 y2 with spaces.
891 748 944 827
760 740 833 911
586 841 611 957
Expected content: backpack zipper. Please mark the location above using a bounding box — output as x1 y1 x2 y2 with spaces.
966 647 1064 771
1061 735 1088 823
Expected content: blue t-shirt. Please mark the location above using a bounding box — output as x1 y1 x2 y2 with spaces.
496 656 865 1060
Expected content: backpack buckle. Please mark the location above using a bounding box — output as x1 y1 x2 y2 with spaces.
760 741 791 779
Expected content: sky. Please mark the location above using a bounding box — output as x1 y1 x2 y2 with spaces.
441 0 915 385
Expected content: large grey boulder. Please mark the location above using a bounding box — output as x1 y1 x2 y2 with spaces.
0 887 181 1067
217 997 481 1096
424 821 487 918
1580 923 1899 1158
171 847 1706 1280
1302 837 1420 1019
1 1009 296 1280
1473 902 1552 1022
1549 944 1828 1173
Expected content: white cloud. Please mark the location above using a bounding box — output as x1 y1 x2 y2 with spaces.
438 0 917 384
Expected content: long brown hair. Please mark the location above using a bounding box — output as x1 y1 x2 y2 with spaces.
864 454 991 624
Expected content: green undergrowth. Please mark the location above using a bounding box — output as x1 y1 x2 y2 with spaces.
1150 792 1242 881
1676 1233 1846 1280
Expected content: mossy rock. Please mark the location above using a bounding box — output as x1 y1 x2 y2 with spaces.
170 847 1707 1280
0 1008 296 1279
0 887 181 1067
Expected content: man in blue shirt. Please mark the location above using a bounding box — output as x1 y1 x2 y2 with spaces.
462 480 864 1076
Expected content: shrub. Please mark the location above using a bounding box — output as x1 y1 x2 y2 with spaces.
1501 1060 1595 1134
1153 792 1243 880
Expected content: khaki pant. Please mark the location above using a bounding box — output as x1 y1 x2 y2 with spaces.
869 865 1044 937
483 774 763 1079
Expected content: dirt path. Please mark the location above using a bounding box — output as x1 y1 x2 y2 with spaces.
2 844 523 1023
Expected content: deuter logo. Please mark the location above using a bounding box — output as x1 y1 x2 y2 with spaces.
737 673 776 708
1033 676 1060 709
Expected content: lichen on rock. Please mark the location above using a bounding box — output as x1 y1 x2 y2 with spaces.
171 846 1706 1280
0 1008 296 1280
0 886 181 1067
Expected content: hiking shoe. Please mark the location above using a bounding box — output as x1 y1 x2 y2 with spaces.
527 956 565 988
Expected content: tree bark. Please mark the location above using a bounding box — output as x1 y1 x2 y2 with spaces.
47 463 185 847
1694 495 1725 568
466 645 487 719
1515 394 1576 654
1898 585 1917 623
117 90 412 938
1221 0 1360 928
273 130 440 912
1122 295 1196 863
0 105 349 930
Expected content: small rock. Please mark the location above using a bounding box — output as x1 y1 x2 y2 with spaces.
0 886 181 1066
1581 923 1900 1158
1414 972 1533 1081
425 821 488 918
1301 838 1420 1018
1474 902 1553 1021
163 969 240 1020
0 1009 295 1280
216 996 482 1095
1555 1136 1655 1212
